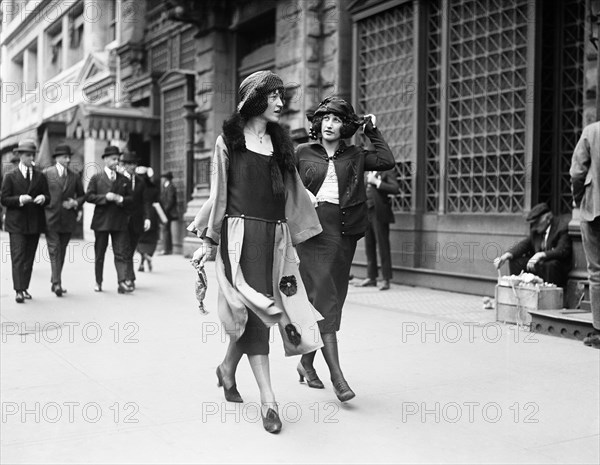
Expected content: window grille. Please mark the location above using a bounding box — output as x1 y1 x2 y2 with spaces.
151 41 169 73
180 28 196 69
445 0 530 213
425 0 442 212
356 3 414 213
163 86 185 203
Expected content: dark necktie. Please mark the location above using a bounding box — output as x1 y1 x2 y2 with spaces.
26 168 31 186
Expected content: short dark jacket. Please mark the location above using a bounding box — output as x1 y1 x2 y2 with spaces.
508 215 572 264
125 174 152 234
366 168 400 224
160 182 178 220
295 125 395 236
43 165 85 233
85 170 133 231
1 167 50 234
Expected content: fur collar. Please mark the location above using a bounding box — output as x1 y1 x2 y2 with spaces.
222 113 296 174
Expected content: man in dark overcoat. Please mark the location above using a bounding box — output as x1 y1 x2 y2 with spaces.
0 139 50 303
357 168 399 290
43 144 85 296
85 146 133 293
119 151 150 289
159 171 178 254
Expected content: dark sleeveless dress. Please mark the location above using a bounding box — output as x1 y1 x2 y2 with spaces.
220 149 286 355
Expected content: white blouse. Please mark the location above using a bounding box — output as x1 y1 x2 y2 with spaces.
315 158 339 204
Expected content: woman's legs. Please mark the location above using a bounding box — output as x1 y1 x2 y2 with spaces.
321 332 344 381
321 331 355 401
137 251 145 272
248 354 282 433
219 338 243 387
248 354 276 407
300 350 317 370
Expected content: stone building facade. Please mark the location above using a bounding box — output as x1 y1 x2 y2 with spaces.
1 0 596 302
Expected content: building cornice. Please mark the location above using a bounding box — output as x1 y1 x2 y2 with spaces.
1 0 64 46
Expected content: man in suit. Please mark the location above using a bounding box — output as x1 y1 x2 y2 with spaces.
357 169 399 290
0 139 50 303
571 122 600 348
159 171 178 255
85 146 133 294
494 202 572 288
119 151 151 289
43 144 85 297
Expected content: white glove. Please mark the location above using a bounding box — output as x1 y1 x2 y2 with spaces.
193 241 218 266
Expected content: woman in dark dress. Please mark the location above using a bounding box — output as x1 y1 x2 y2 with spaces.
190 71 323 434
136 168 159 271
295 97 395 401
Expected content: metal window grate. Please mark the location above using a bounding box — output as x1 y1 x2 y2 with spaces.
538 0 584 215
180 28 196 70
446 0 529 213
151 41 169 73
425 0 442 212
356 3 414 212
163 86 185 206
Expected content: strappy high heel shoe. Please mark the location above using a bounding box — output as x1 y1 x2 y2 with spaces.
297 362 325 389
216 366 243 403
261 406 282 434
332 378 356 402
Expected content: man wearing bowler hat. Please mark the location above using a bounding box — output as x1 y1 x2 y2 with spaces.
0 139 50 303
159 171 178 255
119 151 151 289
494 202 572 287
85 145 133 293
43 144 85 297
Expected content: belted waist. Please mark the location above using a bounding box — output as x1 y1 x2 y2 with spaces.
225 213 287 224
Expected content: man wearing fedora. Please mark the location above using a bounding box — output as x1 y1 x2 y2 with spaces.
43 144 85 297
119 151 151 289
0 139 50 303
85 145 133 294
159 171 178 255
494 202 572 288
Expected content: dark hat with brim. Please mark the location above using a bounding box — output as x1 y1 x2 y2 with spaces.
52 144 73 157
14 139 37 153
526 202 551 223
102 145 122 158
120 151 140 164
160 171 173 180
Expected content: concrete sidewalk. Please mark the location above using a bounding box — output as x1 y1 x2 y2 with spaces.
1 233 598 464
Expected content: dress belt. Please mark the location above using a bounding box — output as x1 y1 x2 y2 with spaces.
225 213 287 224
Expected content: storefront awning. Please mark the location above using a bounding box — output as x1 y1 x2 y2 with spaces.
67 104 160 141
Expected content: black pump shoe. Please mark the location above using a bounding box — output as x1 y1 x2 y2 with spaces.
297 362 325 389
261 407 282 434
216 366 243 403
333 379 356 402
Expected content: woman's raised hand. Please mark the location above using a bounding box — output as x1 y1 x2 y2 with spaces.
363 114 377 129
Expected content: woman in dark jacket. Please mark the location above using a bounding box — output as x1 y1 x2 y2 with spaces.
295 96 395 401
136 168 160 271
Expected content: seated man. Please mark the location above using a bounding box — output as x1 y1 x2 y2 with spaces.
494 202 572 287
